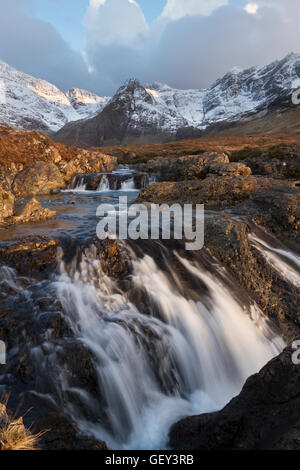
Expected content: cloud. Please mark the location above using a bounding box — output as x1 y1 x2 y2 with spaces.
161 0 228 21
0 0 299 97
84 0 300 94
244 3 259 14
0 0 92 92
84 0 148 46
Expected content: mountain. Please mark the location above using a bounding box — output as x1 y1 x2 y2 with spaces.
1 53 300 144
55 53 300 147
65 88 110 117
0 60 109 133
55 78 190 147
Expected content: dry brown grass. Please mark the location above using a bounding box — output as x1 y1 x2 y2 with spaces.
101 133 300 162
0 125 80 167
0 397 45 451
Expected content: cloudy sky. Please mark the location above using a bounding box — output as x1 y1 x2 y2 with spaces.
0 0 299 95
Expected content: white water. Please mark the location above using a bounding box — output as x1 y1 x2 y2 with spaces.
120 178 135 190
54 245 284 450
74 177 87 191
249 233 300 288
97 174 110 192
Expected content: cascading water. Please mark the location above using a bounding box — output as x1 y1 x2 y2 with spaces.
249 233 300 288
74 177 87 191
53 241 285 450
121 178 135 190
97 174 110 192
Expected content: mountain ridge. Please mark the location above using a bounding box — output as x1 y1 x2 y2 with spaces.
1 53 300 145
55 53 300 146
0 60 109 132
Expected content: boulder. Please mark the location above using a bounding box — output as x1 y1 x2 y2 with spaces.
138 151 229 181
58 151 117 184
0 185 15 221
12 198 57 224
207 162 252 177
169 343 300 450
136 176 256 209
12 161 65 197
0 236 58 275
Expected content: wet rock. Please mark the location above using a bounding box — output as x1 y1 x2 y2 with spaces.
12 161 65 198
99 239 130 280
32 412 107 450
11 198 56 224
205 216 300 341
169 343 300 450
0 236 58 275
56 340 99 396
137 176 300 241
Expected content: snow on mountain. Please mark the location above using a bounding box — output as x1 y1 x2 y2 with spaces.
119 79 189 133
1 53 300 141
55 53 300 147
65 87 110 118
146 53 300 129
0 60 110 132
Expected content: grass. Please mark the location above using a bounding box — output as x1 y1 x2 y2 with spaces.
0 397 45 451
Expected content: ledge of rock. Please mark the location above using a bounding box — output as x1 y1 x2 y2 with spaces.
205 216 300 342
137 151 229 181
169 343 300 450
136 176 256 208
12 198 56 224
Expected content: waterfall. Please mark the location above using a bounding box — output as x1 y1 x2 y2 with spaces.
53 242 284 450
97 174 110 191
249 233 300 288
121 178 135 190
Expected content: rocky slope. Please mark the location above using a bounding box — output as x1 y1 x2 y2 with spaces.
55 53 300 147
0 60 109 133
0 125 117 224
169 343 300 450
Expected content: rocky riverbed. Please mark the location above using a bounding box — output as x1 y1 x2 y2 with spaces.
0 132 299 450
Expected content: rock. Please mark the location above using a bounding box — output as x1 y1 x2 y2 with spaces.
0 236 58 275
233 179 300 241
99 239 130 280
244 146 300 179
137 176 300 240
207 162 252 177
12 198 56 224
12 161 65 198
136 176 256 209
32 412 107 450
0 184 15 221
169 343 300 450
138 151 229 182
205 216 300 341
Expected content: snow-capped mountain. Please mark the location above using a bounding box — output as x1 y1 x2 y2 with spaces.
55 53 300 147
65 88 110 118
0 60 109 132
148 53 300 129
1 53 300 144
